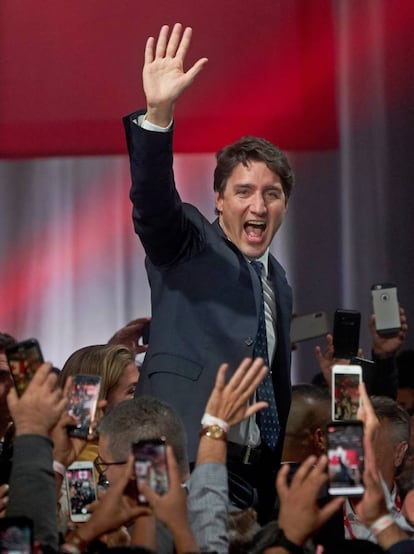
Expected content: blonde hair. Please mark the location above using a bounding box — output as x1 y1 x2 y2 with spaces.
59 344 135 403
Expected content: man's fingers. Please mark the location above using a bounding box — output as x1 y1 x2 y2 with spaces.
275 463 290 498
175 26 192 62
166 22 183 58
319 496 345 523
144 37 155 64
155 25 169 58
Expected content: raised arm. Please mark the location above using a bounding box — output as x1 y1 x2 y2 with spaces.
143 23 208 127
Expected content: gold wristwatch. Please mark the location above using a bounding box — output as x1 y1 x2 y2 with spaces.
199 424 227 441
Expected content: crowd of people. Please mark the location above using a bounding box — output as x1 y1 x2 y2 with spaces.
1 21 414 554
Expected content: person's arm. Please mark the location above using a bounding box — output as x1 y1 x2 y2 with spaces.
137 446 200 554
188 357 269 554
355 384 410 550
6 363 68 550
124 24 208 268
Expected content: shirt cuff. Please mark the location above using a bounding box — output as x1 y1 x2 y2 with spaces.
135 113 173 132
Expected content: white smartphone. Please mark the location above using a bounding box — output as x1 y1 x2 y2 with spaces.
290 311 329 343
65 461 97 522
371 283 401 336
327 421 365 496
331 364 362 421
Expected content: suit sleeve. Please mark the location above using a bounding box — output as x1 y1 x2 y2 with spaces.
123 110 202 267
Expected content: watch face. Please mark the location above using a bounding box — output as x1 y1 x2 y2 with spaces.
208 424 224 439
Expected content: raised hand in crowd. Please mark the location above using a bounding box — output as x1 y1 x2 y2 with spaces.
369 307 408 359
314 334 363 389
107 316 151 355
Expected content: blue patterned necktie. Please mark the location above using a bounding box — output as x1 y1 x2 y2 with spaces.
250 260 280 451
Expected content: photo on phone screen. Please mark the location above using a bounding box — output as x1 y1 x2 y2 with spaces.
132 438 168 504
332 365 362 421
67 375 101 438
327 421 364 496
65 461 97 522
332 309 361 359
5 338 44 396
371 283 401 336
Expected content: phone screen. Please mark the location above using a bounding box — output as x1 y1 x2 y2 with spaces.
65 464 97 521
327 422 364 496
0 517 33 554
332 366 361 421
132 439 168 504
6 339 44 396
67 375 101 438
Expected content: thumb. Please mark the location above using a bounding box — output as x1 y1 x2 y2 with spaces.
6 386 18 414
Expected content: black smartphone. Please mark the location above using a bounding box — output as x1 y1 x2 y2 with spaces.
371 283 401 337
5 338 44 396
67 375 101 438
141 321 151 346
0 516 33 554
132 438 168 504
333 309 361 359
327 421 364 496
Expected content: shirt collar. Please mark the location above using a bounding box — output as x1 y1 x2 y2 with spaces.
248 250 270 278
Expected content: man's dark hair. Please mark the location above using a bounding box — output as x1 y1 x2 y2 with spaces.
371 395 410 445
213 136 294 203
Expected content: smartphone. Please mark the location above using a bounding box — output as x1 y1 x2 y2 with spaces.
290 311 329 343
132 438 169 504
67 374 101 438
371 283 401 337
0 516 33 553
65 461 97 522
5 338 44 396
333 309 360 359
327 421 364 496
332 364 362 421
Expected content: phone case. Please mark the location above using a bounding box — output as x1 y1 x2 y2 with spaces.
371 283 400 336
327 421 364 496
331 365 362 421
5 338 44 396
65 461 97 522
332 309 360 359
290 312 329 343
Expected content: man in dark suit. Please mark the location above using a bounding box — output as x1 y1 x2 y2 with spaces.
123 23 294 522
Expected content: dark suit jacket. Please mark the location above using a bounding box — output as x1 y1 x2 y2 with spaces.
124 110 293 462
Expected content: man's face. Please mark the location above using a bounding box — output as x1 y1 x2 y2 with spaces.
215 161 287 259
98 434 129 486
373 418 408 491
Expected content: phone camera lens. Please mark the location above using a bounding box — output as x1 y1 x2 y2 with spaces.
380 293 389 302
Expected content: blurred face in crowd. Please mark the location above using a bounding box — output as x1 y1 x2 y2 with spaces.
106 362 139 410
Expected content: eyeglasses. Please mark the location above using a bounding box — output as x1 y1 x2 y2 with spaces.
94 455 127 476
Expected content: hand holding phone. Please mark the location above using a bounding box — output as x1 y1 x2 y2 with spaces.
67 375 101 438
371 283 401 336
132 438 169 504
5 339 44 396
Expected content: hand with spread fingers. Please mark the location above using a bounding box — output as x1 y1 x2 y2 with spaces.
143 23 208 127
7 362 67 437
136 446 199 554
204 357 269 426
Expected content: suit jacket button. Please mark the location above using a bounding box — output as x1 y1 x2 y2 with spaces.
245 337 254 346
